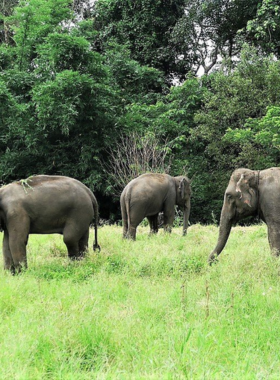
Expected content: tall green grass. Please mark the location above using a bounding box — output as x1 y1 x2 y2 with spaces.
0 224 279 379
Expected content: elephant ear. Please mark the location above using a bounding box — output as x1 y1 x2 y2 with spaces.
178 178 187 199
235 172 256 207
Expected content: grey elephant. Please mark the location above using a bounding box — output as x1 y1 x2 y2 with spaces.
0 175 100 273
209 167 280 264
120 173 191 240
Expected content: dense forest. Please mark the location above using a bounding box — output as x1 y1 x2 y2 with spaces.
0 0 279 223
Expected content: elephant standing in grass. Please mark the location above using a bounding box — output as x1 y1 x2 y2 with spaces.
0 175 100 273
120 173 191 240
209 167 280 264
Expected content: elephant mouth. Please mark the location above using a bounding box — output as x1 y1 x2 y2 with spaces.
232 206 257 224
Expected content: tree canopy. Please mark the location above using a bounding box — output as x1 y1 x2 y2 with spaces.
0 0 279 223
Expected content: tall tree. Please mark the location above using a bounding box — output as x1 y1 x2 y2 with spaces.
171 0 260 75
245 0 280 57
0 0 18 44
8 0 73 70
0 0 121 190
191 45 280 220
93 0 187 82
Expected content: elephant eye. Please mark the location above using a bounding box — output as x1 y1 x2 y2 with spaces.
226 194 232 200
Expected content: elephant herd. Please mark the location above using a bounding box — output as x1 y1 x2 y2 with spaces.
1 167 280 273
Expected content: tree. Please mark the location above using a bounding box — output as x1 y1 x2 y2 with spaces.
171 0 260 75
93 0 187 82
105 132 172 197
113 76 206 222
192 45 280 221
8 0 73 70
0 0 18 44
245 0 280 57
0 0 122 190
225 106 280 166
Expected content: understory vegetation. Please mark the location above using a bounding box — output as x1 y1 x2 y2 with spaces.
0 225 279 378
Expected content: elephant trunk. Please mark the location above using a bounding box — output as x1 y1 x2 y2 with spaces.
182 200 190 236
208 211 232 265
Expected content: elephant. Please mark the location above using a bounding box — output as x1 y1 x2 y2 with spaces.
120 173 191 240
0 175 100 273
209 167 280 264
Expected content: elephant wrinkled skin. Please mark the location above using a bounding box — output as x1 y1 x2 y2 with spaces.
0 175 100 273
120 173 191 240
209 167 280 264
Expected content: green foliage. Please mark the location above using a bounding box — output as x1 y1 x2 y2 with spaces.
121 76 204 141
191 46 280 221
0 46 17 69
0 68 119 184
8 0 73 69
93 0 187 81
0 0 123 189
245 0 280 57
225 106 280 158
103 42 165 104
35 33 100 75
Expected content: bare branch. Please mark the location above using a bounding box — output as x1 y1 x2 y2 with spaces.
104 132 172 196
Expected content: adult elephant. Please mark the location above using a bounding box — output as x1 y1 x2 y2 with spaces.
209 167 280 264
120 173 191 240
0 175 100 273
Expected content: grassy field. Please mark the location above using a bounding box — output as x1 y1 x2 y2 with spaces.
0 223 279 379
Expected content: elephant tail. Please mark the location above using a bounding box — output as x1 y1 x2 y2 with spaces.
120 187 131 237
126 190 132 230
92 194 101 251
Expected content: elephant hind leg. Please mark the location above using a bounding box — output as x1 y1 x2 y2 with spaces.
64 239 79 259
122 219 128 239
78 230 89 258
127 213 145 240
163 207 175 233
63 224 84 260
147 215 159 235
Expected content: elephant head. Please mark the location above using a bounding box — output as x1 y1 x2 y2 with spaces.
208 169 259 264
175 176 191 235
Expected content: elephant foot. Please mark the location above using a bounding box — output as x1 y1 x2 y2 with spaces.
270 247 280 257
69 255 85 261
149 230 158 236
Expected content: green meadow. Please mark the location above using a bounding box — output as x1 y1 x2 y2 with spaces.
0 224 279 379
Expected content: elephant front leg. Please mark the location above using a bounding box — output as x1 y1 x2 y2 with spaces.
8 232 28 272
2 230 15 272
183 201 190 236
123 225 128 239
163 208 175 233
6 214 30 272
267 224 280 256
127 226 137 240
